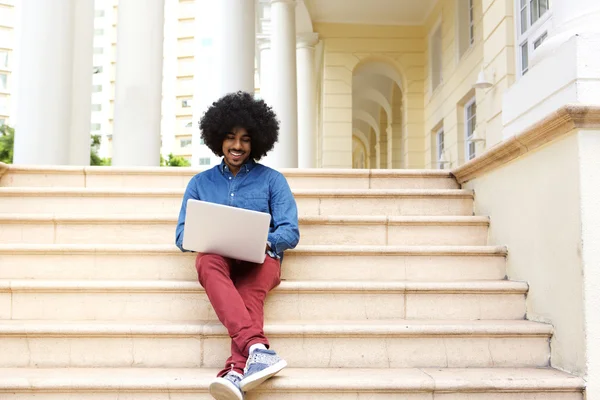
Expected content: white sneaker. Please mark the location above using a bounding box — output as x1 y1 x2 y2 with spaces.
209 371 244 400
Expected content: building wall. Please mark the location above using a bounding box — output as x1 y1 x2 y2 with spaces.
314 23 425 169
481 0 516 148
423 0 484 169
463 131 588 376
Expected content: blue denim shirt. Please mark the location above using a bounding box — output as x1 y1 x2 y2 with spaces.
175 159 300 260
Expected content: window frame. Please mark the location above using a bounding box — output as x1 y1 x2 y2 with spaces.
468 0 475 46
515 0 552 77
199 157 211 166
0 73 7 91
436 126 445 169
464 97 477 161
0 50 8 69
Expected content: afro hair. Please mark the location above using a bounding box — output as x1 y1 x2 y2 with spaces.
199 91 279 161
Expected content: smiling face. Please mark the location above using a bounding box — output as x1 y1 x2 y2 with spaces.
222 127 251 175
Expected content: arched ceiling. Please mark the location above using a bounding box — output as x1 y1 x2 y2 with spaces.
305 0 435 26
352 62 401 145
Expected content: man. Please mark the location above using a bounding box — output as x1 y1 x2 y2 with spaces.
175 91 300 400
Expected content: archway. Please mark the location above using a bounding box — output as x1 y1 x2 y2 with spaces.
351 59 404 169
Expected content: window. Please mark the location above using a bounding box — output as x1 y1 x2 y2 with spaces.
93 66 103 74
468 0 474 45
92 85 102 93
91 104 102 112
181 99 192 108
201 38 212 47
91 123 101 131
94 29 104 36
200 138 205 145
530 0 549 25
516 0 551 76
95 10 105 18
457 0 474 59
199 157 211 165
465 98 477 161
93 47 104 55
184 120 193 128
534 31 548 49
0 73 6 90
436 127 445 169
180 138 192 148
0 51 8 68
520 42 529 75
430 24 443 92
0 118 5 126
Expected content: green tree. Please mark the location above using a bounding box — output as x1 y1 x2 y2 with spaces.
0 124 14 164
90 134 111 166
161 153 191 167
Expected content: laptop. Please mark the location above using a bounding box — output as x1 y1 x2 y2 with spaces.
182 199 272 264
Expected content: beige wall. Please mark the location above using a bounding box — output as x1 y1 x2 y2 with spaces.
577 129 600 398
423 0 484 168
315 23 425 168
315 0 517 169
481 0 516 147
463 132 587 376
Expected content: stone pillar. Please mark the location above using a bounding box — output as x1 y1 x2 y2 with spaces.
14 0 94 165
216 0 255 95
258 1 273 103
386 125 393 169
258 38 272 104
269 0 298 168
112 0 165 166
296 32 319 168
68 0 95 166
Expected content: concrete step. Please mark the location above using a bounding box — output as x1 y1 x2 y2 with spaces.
0 187 474 216
0 320 552 368
0 280 527 321
0 214 490 246
0 244 507 282
0 165 460 189
0 367 584 400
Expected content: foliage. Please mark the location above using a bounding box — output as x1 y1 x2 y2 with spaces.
90 134 111 166
0 124 14 164
160 153 191 167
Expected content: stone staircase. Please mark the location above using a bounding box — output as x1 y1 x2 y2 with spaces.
0 164 585 399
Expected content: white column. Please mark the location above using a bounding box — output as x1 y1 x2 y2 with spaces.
112 0 165 167
216 0 255 95
68 0 95 166
258 38 273 104
14 0 80 165
296 32 319 168
160 0 178 162
269 0 298 168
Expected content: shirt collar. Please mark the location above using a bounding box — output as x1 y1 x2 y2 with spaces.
220 158 256 174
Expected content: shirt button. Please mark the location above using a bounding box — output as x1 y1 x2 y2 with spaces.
229 177 232 180
231 193 234 197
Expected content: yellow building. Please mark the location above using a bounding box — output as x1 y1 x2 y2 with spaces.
2 0 600 398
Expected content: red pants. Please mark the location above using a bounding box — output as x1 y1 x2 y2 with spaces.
195 253 281 377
